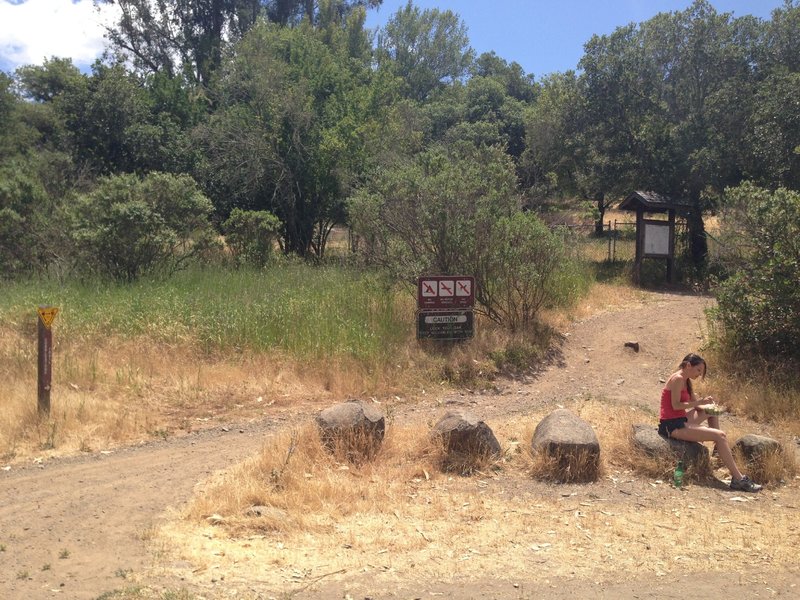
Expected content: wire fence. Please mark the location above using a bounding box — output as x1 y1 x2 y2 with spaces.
553 219 637 263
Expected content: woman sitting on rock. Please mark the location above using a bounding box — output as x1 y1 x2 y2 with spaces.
658 353 761 492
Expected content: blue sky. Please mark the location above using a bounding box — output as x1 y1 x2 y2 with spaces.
0 0 786 77
365 0 784 78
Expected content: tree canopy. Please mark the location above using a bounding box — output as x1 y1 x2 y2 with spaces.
1 0 798 300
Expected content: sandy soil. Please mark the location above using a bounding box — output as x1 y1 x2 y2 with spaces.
2 290 799 599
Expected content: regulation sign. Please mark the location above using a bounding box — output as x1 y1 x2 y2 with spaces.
417 276 475 310
416 310 474 340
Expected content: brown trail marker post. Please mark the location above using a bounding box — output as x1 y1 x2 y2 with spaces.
37 306 59 416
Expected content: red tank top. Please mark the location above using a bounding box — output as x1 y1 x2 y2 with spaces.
660 387 691 420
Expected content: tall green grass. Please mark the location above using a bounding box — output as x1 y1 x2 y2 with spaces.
548 257 594 308
0 264 411 362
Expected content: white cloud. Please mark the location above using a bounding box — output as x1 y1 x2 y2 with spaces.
0 0 120 70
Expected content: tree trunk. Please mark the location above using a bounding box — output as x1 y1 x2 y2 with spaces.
686 197 707 269
594 191 606 235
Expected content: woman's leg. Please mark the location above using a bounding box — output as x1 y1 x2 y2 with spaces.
687 409 721 454
669 426 743 480
687 408 711 426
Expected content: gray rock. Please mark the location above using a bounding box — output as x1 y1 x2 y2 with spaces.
531 409 601 482
316 400 385 460
631 424 709 468
431 410 502 458
733 434 782 462
532 408 600 451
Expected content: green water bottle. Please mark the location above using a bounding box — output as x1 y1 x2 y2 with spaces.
674 460 685 488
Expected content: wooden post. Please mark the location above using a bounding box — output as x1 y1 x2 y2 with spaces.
633 209 644 284
667 209 676 283
37 306 58 416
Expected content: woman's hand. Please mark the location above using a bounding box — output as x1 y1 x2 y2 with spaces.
694 395 713 408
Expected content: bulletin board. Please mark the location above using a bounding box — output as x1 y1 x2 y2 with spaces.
643 221 670 257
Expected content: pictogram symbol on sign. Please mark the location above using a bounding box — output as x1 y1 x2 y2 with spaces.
421 281 437 297
417 276 475 310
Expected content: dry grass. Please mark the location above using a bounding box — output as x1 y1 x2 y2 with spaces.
182 398 796 528
0 325 435 463
184 423 442 536
705 364 800 435
733 445 799 485
0 289 568 464
157 397 800 595
528 445 603 483
181 403 719 539
543 281 651 329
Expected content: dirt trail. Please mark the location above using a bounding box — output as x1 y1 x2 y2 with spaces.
1 290 798 599
442 290 713 420
0 423 281 599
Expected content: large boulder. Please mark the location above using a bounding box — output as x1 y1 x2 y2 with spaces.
733 434 784 484
531 409 600 482
631 424 709 470
432 410 502 458
733 434 781 461
316 400 385 461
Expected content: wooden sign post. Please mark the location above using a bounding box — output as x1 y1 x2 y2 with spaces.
37 306 59 416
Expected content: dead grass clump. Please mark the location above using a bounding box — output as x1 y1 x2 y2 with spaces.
733 444 799 485
528 445 602 483
628 451 680 481
0 326 434 463
0 375 159 462
718 377 800 427
434 439 504 476
541 282 647 329
420 326 503 386
437 451 496 475
320 426 385 465
681 452 714 482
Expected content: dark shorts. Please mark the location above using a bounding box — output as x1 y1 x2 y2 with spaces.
658 417 688 438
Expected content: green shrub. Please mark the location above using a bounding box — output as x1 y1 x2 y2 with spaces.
223 208 281 267
0 206 28 276
711 183 800 360
348 143 519 282
0 159 70 279
479 212 567 331
72 172 219 281
349 143 587 333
